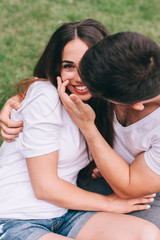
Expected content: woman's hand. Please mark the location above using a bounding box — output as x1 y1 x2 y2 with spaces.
57 76 95 133
0 95 23 142
107 193 156 214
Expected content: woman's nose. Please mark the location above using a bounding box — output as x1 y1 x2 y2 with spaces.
75 71 82 83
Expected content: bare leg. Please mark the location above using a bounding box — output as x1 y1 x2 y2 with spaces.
76 212 160 240
38 212 160 240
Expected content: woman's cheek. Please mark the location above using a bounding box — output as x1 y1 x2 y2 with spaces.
61 71 74 82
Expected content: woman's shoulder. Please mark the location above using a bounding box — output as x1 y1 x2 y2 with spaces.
27 80 58 98
19 80 61 117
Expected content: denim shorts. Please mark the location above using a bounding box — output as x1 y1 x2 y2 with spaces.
0 210 97 240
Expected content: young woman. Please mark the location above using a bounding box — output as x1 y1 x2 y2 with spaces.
0 19 159 240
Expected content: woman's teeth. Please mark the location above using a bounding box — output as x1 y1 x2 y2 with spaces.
75 86 87 90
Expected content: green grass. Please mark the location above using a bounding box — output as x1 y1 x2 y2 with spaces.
0 0 160 144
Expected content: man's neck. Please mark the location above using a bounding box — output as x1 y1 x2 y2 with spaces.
114 103 160 127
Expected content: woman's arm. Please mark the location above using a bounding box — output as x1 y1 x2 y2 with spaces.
0 95 23 141
27 150 154 213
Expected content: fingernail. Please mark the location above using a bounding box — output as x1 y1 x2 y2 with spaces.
151 193 156 197
150 198 154 202
147 205 151 209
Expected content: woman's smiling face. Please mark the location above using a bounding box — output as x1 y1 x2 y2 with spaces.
61 38 92 101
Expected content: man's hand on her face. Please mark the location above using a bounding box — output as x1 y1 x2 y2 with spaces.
57 76 95 133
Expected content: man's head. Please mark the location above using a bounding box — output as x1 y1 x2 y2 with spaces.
79 31 160 105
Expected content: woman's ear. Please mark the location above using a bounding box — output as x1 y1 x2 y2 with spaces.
131 102 144 111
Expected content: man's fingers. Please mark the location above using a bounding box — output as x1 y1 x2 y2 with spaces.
133 204 151 211
57 76 69 93
70 94 87 111
0 119 23 129
92 168 102 179
9 100 22 110
1 129 19 142
1 138 15 143
57 76 83 112
57 77 78 110
5 96 22 110
1 122 23 134
129 196 155 205
0 95 23 142
57 77 70 101
57 76 95 130
0 120 22 141
144 193 156 198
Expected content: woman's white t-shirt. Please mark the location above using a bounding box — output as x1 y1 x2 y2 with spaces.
0 81 90 219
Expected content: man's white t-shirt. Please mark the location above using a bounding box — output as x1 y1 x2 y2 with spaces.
0 81 90 219
113 108 160 175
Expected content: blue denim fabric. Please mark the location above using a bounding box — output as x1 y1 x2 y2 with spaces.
0 210 96 240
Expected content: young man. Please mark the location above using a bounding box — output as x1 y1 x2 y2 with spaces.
58 31 160 228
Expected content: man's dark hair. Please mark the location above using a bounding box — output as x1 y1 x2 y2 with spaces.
79 32 160 104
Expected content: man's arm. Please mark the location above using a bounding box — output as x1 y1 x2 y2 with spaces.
58 78 160 198
81 124 160 198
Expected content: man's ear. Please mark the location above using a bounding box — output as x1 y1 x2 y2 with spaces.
131 102 144 111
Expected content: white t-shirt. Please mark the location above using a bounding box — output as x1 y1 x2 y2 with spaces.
113 108 160 175
0 81 90 219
